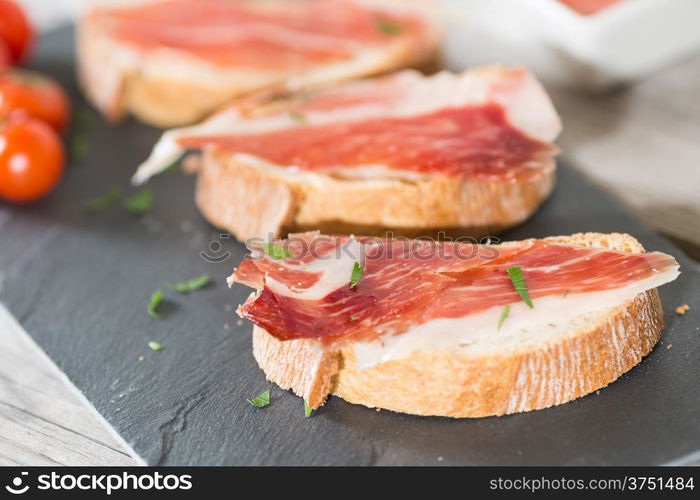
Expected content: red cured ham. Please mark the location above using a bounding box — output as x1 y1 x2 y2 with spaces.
87 0 432 70
135 67 562 184
179 104 553 182
230 233 679 348
559 0 621 16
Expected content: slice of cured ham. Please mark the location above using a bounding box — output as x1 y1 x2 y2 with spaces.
79 0 439 126
87 0 435 69
559 0 621 16
229 233 679 367
134 66 561 183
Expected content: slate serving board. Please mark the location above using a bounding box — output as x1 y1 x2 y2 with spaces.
1 27 699 466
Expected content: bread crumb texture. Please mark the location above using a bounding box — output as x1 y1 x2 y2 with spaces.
675 304 690 315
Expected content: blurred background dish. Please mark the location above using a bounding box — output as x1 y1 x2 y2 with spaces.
442 0 700 90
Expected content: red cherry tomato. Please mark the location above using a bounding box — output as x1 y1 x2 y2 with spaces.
0 115 65 203
0 40 9 69
0 70 70 131
0 0 34 64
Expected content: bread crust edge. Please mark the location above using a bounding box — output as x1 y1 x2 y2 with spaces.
195 150 556 241
248 233 666 418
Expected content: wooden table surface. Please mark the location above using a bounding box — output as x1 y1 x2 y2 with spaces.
1 15 699 465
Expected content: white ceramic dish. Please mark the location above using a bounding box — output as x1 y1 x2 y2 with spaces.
440 0 700 90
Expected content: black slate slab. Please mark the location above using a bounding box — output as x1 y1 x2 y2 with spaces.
1 27 699 466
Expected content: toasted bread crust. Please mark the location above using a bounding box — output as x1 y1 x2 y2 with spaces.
76 10 441 127
252 332 341 408
195 149 556 240
248 233 666 417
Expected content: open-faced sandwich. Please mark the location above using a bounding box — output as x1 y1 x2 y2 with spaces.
229 232 679 417
135 66 562 240
77 0 440 127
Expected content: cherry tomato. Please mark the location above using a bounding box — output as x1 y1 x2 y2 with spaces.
0 0 33 64
0 115 65 203
0 40 9 69
0 70 70 131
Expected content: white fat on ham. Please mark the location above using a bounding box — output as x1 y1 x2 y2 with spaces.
132 67 562 184
232 153 430 182
110 22 368 52
352 262 679 369
266 238 367 301
133 107 244 184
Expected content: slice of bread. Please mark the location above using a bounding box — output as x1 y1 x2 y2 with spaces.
241 233 673 418
195 146 555 241
135 66 561 240
76 0 441 127
195 147 555 241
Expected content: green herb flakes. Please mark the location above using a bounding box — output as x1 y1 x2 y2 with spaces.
167 274 210 293
304 400 314 418
247 389 271 408
71 108 93 163
148 341 164 351
147 289 164 319
376 19 403 36
124 189 154 215
507 266 534 309
261 242 293 260
350 262 363 288
85 186 122 212
289 111 307 124
497 305 510 331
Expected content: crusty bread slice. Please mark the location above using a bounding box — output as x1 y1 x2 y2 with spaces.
76 0 441 127
133 66 560 239
248 233 667 418
195 147 556 240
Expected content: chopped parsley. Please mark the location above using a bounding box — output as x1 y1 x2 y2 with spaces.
148 341 164 351
247 389 271 408
85 186 122 212
147 289 164 319
124 189 154 215
289 111 307 124
304 400 314 418
350 262 363 288
507 266 533 309
156 157 182 177
497 305 510 331
349 315 359 321
167 274 210 293
71 107 93 163
260 242 293 260
72 133 88 163
376 19 404 36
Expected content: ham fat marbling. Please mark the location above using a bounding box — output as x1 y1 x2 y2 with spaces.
134 67 561 183
230 233 679 367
